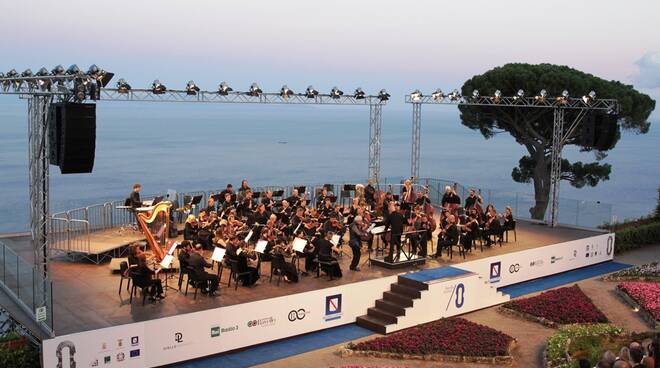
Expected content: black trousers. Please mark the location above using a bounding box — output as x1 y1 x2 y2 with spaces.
436 239 456 256
349 243 361 269
387 236 401 261
201 273 219 293
418 233 429 257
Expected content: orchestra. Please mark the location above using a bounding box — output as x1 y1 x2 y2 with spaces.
127 180 516 301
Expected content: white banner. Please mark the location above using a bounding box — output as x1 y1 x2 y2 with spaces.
454 233 615 287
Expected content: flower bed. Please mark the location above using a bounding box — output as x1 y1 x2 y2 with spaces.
344 318 514 364
501 285 607 327
616 281 660 328
544 324 624 368
603 260 660 282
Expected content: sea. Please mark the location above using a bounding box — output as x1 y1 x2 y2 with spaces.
0 97 658 233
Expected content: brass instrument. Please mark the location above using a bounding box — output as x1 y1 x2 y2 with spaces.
136 201 172 262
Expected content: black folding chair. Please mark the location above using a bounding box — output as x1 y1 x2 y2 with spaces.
118 261 131 295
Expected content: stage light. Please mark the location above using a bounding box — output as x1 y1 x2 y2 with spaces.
562 90 569 98
280 85 294 98
431 89 444 101
51 65 65 76
186 80 200 95
21 69 35 88
66 64 81 75
117 78 131 93
36 67 52 91
513 89 524 101
86 65 114 88
582 90 596 104
248 82 262 97
490 90 502 103
557 90 569 105
152 79 167 94
330 86 343 99
378 89 390 101
447 89 461 101
410 89 422 102
305 85 318 98
535 89 547 102
6 69 19 90
0 73 8 92
472 89 479 99
73 76 89 101
218 82 232 95
354 87 365 99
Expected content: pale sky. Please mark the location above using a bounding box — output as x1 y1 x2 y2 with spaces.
2 0 660 106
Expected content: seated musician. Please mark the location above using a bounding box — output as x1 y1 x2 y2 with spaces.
219 184 235 204
298 198 309 210
237 180 251 202
502 206 514 231
127 242 143 267
220 192 235 216
347 198 360 224
129 183 142 208
238 189 255 221
483 204 503 246
365 179 376 207
434 214 459 258
288 207 305 235
187 244 220 295
460 211 480 252
416 187 431 207
204 197 216 214
234 241 260 287
415 211 434 257
213 226 228 248
271 239 298 283
131 253 165 301
320 198 334 219
286 188 303 207
178 240 193 269
317 231 342 278
184 215 198 243
349 215 369 271
261 191 275 212
196 211 215 250
278 200 292 224
441 185 461 214
316 188 329 209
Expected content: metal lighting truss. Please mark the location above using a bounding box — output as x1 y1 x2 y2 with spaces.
405 93 619 227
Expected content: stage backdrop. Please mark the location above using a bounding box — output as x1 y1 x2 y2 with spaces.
42 232 614 368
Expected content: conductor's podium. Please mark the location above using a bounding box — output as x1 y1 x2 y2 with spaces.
357 266 510 334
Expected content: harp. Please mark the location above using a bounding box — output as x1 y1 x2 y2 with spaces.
136 201 171 262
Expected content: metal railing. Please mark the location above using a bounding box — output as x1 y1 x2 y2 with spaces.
0 241 54 336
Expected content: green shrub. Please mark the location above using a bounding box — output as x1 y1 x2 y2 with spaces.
614 222 660 253
0 343 40 368
545 324 623 368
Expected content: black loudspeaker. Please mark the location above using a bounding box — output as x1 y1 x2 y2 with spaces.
581 113 596 148
48 102 96 174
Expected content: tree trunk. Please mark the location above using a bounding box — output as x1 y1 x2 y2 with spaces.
530 153 551 220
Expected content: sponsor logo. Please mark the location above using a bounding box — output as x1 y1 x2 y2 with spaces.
288 308 308 322
454 283 465 309
129 349 140 358
247 316 276 328
489 262 501 283
529 259 544 267
211 326 220 337
509 264 520 273
175 332 183 343
104 356 111 364
91 358 99 367
551 256 563 264
116 352 125 362
55 340 77 368
131 336 139 346
117 338 123 348
606 236 613 255
324 294 343 322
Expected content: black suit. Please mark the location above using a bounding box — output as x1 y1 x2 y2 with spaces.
384 211 405 262
187 252 219 293
436 224 459 256
129 191 142 208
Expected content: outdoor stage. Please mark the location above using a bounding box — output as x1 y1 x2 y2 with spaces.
3 220 601 336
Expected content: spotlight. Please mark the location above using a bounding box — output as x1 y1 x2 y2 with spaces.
410 89 422 102
87 64 100 76
21 69 35 88
472 89 480 99
86 65 113 88
73 76 89 101
513 89 524 101
6 69 19 90
117 78 131 93
51 65 65 76
535 89 547 102
152 79 167 94
431 89 444 101
247 82 262 97
354 87 365 99
557 90 569 105
186 80 200 95
582 90 596 104
447 89 461 101
218 81 233 95
0 73 7 91
36 67 52 91
66 64 81 75
330 86 343 99
280 85 294 98
305 85 318 98
378 89 390 101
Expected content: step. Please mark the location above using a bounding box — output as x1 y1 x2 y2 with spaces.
390 283 422 299
383 290 414 307
397 276 429 291
367 307 398 324
356 314 388 334
375 299 407 316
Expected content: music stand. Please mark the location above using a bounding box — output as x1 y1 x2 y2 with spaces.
272 190 284 198
343 184 356 191
295 186 306 194
152 196 164 205
189 195 203 208
252 191 261 199
328 195 338 203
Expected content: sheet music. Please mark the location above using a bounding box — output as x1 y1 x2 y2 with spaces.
371 225 386 234
330 234 341 246
367 223 376 232
160 254 174 268
167 242 179 255
255 240 268 254
244 230 254 243
135 205 155 212
211 247 226 262
292 238 307 252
